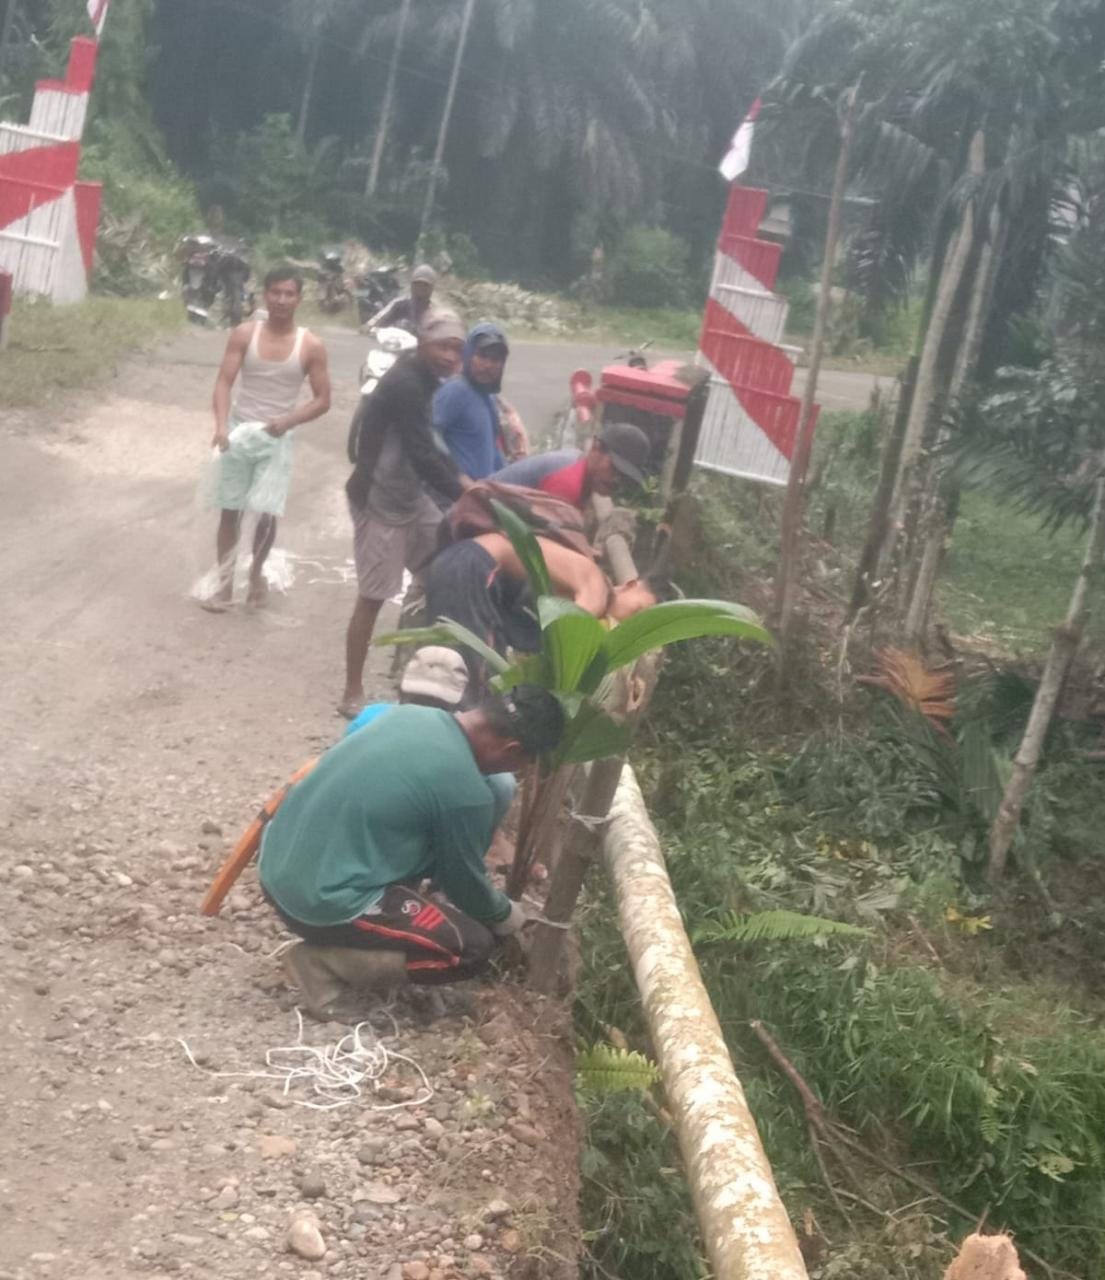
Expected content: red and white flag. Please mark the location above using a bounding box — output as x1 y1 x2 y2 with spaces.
719 97 760 182
87 0 110 36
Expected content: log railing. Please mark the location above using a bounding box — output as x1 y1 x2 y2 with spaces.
526 497 808 1280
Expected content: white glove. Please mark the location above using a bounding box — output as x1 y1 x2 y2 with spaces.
490 900 527 937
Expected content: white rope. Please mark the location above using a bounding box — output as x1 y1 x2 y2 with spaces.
178 1008 434 1112
567 809 610 836
521 895 573 931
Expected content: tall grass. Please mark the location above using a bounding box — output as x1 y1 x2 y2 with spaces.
1 297 183 410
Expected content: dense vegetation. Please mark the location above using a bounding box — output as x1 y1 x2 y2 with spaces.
0 0 811 292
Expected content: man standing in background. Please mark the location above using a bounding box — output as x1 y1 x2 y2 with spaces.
339 309 468 719
204 267 331 611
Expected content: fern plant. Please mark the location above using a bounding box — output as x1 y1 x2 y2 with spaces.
576 1043 661 1095
691 909 869 946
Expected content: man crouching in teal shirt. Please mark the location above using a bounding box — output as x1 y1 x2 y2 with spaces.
259 685 564 1019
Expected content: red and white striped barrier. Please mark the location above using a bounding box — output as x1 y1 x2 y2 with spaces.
694 185 819 487
0 22 106 304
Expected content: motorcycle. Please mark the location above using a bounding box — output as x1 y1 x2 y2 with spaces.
180 233 217 322
317 247 350 313
178 234 255 327
347 326 418 463
353 265 401 327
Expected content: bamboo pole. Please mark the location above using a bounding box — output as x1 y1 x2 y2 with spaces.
602 768 808 1280
774 83 860 659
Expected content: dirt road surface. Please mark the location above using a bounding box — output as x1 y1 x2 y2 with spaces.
0 323 878 1280
0 325 584 1280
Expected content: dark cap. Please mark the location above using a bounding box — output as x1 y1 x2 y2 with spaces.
472 331 509 356
502 685 565 756
598 421 651 486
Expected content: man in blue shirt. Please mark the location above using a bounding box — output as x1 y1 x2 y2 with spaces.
434 323 511 480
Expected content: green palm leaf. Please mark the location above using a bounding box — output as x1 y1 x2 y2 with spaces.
490 499 551 597
553 702 631 766
372 620 509 674
603 600 773 672
538 596 608 694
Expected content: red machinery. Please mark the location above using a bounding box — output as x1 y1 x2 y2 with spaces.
568 356 702 481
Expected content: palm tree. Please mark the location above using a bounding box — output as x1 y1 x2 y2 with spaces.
765 0 1105 640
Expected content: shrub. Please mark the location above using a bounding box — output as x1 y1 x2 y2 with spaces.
608 225 692 309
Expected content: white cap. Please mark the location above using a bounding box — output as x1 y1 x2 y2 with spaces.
400 646 468 706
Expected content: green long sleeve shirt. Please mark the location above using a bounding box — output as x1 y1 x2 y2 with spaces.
258 706 510 928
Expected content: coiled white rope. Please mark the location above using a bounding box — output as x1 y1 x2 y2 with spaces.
178 1008 434 1112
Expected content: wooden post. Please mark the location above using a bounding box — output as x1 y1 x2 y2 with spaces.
527 757 624 994
603 768 809 1280
417 0 476 250
366 0 411 199
773 83 860 658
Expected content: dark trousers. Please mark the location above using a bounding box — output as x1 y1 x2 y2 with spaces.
425 539 540 696
271 884 496 985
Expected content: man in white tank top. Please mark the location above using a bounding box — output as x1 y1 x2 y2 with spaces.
204 266 331 610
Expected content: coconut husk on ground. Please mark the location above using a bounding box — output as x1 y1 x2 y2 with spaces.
944 1234 1027 1280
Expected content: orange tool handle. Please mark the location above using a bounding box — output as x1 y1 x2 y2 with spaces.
200 757 318 916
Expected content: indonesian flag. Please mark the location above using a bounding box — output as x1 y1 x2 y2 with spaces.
87 0 109 36
719 97 760 182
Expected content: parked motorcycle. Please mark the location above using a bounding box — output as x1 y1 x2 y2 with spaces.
317 247 351 313
178 234 255 327
353 265 401 327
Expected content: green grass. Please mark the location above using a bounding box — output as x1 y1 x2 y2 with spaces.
1 296 184 409
941 491 1102 655
571 305 702 351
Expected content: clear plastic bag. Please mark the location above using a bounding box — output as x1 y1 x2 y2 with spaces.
198 420 295 517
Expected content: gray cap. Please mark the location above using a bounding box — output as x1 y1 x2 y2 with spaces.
598 421 651 486
418 307 466 343
411 263 437 285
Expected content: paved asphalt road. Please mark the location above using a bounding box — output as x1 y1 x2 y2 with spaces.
315 327 887 447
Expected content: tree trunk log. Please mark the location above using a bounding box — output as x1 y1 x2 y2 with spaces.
847 356 917 622
296 33 322 143
365 0 411 198
879 131 984 583
417 0 476 249
988 477 1105 880
602 768 809 1280
903 203 1005 646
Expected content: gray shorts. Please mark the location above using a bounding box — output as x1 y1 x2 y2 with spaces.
351 498 442 601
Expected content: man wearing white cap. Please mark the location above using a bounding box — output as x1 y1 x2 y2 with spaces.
363 263 437 335
340 309 469 719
